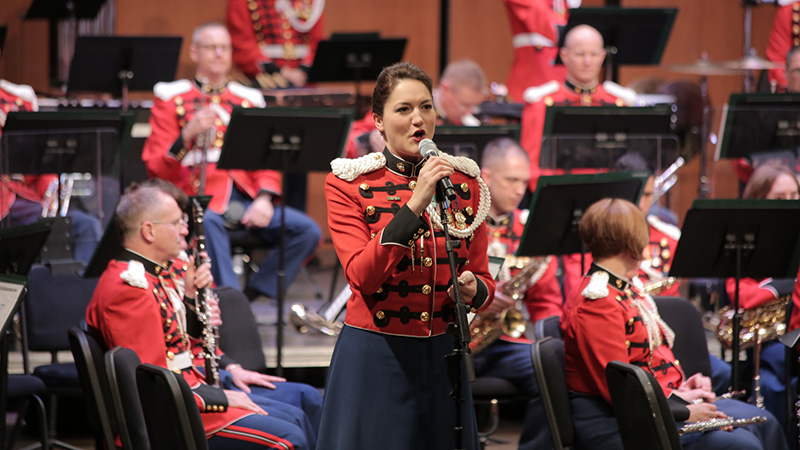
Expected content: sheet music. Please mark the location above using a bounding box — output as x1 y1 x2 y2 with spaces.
0 277 26 335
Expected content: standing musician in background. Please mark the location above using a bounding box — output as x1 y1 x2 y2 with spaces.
502 0 581 102
319 61 495 449
520 24 638 192
226 0 324 89
562 197 788 450
86 183 313 450
474 137 562 450
766 1 800 92
142 22 321 303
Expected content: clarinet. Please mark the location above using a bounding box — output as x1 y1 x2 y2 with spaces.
192 199 221 387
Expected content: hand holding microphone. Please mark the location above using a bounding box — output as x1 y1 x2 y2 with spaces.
418 138 457 201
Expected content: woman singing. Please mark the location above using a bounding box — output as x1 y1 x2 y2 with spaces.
562 198 787 450
317 62 495 449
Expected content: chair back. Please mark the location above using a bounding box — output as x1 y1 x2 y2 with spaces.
136 364 209 450
215 286 267 371
533 315 561 340
530 337 573 449
605 360 682 450
653 296 712 378
68 327 118 449
106 347 150 450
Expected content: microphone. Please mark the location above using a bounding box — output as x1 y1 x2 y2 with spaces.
418 138 457 201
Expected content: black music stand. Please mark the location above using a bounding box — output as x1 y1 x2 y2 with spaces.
67 36 182 109
0 221 51 450
217 107 354 375
541 105 680 175
669 199 800 393
716 93 800 163
0 26 7 53
516 172 648 260
556 7 678 82
307 33 406 106
433 124 521 164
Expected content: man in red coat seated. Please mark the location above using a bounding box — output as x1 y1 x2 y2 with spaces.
519 24 638 192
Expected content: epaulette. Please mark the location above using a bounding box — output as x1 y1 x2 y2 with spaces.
518 209 530 226
566 0 582 7
523 80 559 104
0 79 38 109
119 260 148 289
602 81 638 106
331 152 386 181
228 81 266 108
153 79 193 101
581 270 610 299
647 215 681 241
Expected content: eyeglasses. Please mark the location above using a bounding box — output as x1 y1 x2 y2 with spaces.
150 214 189 228
198 44 231 53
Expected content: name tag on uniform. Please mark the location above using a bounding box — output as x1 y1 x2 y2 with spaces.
166 351 193 371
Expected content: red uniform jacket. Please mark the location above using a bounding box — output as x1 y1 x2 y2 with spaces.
141 79 280 214
86 251 252 435
226 0 325 77
766 1 800 92
325 149 495 337
485 209 564 327
502 0 573 102
724 263 800 332
562 265 685 403
519 80 637 192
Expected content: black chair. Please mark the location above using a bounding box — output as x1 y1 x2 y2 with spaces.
530 337 573 450
533 315 561 340
106 347 150 450
653 296 712 378
605 360 682 450
5 373 50 450
470 376 526 448
215 286 268 371
67 327 117 450
136 364 209 450
20 264 98 449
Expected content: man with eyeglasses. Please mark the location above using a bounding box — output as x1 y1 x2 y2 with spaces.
518 24 638 192
142 22 321 306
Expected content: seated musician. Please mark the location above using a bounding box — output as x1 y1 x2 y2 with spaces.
519 24 638 192
141 22 321 301
86 182 315 449
562 197 788 450
475 138 562 449
722 161 800 429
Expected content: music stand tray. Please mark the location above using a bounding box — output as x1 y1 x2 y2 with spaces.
433 124 521 164
556 7 677 66
306 36 407 84
541 105 680 173
67 36 183 97
516 172 649 258
25 0 105 19
715 93 800 161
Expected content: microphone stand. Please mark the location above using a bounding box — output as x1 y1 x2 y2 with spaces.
438 187 475 450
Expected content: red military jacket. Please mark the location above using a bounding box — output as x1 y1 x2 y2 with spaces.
766 1 800 92
226 0 325 77
141 79 280 215
562 265 685 403
519 79 637 192
325 148 495 337
502 0 577 102
485 209 564 326
0 79 49 219
86 250 253 435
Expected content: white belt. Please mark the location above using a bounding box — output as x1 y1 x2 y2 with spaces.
260 44 310 60
166 351 193 372
512 33 555 49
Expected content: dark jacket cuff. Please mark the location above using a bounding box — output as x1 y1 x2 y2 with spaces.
766 278 795 297
380 205 426 247
667 393 690 422
218 354 236 370
260 62 280 74
169 136 188 161
471 278 489 310
193 383 229 412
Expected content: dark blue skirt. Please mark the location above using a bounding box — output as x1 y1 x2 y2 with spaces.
317 325 480 450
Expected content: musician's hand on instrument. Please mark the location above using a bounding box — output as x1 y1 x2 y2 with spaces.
241 195 274 229
483 283 514 316
229 366 287 393
675 387 716 404
280 66 307 87
683 373 713 393
406 157 455 216
448 271 478 304
181 107 217 145
687 402 728 423
224 389 268 415
207 294 223 327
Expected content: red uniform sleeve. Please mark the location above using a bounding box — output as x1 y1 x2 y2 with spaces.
302 15 325 69
767 5 793 91
789 265 800 332
503 0 562 41
227 0 267 77
141 96 191 186
519 101 547 192
522 257 564 323
725 277 781 310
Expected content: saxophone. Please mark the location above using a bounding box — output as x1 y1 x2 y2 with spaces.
469 255 551 354
192 199 221 387
715 295 790 349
